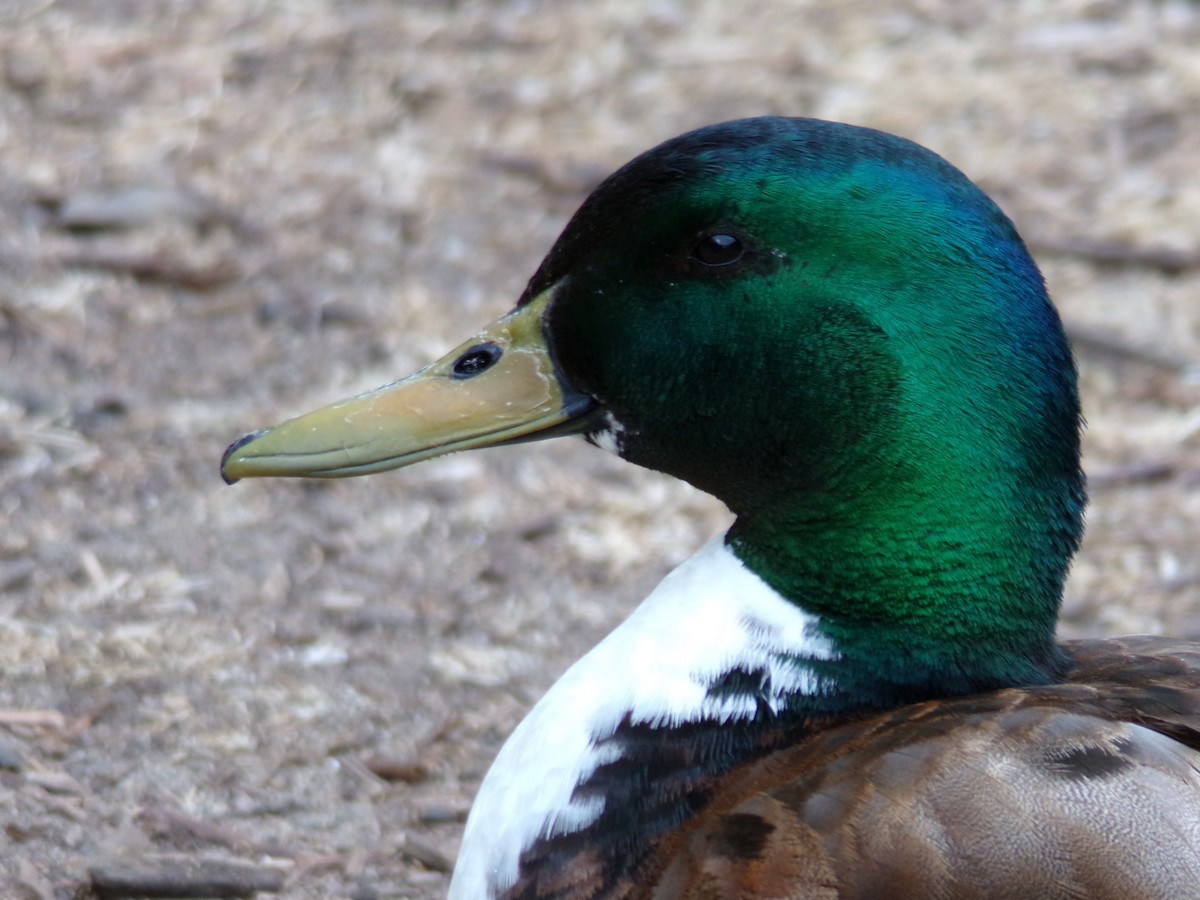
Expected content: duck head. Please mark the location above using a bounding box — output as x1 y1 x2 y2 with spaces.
223 117 1085 699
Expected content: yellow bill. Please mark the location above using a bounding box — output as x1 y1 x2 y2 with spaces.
221 287 597 484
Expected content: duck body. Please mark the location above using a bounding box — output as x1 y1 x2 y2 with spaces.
222 118 1200 898
648 636 1200 900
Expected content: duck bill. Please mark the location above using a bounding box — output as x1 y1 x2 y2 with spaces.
221 287 598 484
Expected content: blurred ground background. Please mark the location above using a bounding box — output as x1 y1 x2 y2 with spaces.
2 1 1199 897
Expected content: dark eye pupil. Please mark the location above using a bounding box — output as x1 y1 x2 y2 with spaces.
452 342 502 378
693 233 744 267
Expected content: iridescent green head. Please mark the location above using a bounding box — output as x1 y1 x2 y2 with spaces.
225 117 1085 698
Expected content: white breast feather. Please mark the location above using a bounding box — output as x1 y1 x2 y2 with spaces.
448 536 836 898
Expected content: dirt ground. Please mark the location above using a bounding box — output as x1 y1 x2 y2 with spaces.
2 1 1199 897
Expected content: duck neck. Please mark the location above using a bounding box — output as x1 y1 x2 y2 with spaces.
727 457 1080 704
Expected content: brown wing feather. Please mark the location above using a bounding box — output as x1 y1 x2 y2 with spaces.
638 637 1200 899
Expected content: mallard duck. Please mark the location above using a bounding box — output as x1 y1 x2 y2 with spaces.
222 117 1200 899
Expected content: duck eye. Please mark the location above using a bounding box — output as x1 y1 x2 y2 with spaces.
451 342 502 378
692 233 744 267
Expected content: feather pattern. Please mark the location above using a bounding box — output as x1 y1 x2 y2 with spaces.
644 638 1200 899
